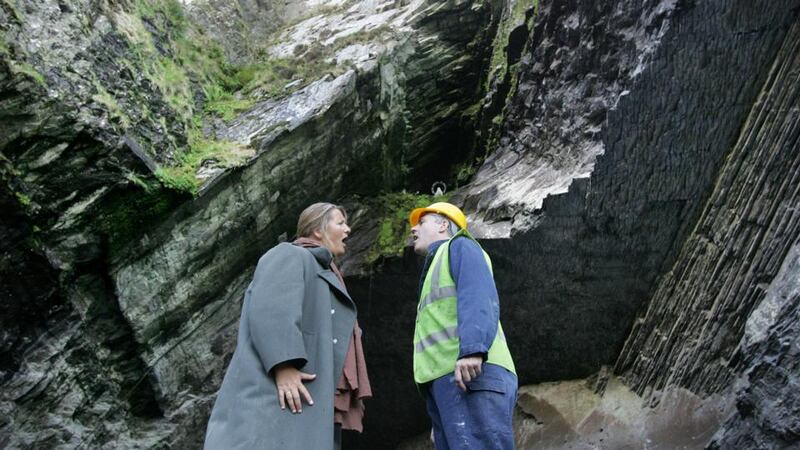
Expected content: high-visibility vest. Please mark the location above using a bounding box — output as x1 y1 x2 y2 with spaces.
413 229 516 384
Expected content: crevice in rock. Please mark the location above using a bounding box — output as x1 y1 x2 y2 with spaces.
72 248 165 419
0 171 64 383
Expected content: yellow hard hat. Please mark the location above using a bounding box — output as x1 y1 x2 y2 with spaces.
409 202 467 230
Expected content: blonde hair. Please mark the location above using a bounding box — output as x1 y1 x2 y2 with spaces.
296 202 347 241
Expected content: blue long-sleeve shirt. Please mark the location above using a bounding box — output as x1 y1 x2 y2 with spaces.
419 238 500 360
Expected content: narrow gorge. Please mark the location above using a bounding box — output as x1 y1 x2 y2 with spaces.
1 0 798 449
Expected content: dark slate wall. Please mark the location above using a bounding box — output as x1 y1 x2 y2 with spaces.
343 2 799 447
477 0 798 385
623 18 800 448
343 250 428 450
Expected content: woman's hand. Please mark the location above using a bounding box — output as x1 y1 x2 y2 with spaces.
274 363 316 413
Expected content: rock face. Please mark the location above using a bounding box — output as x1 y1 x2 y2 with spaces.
1 0 501 447
2 0 800 448
512 373 732 450
358 0 800 448
398 370 733 450
183 0 284 64
709 242 800 448
453 0 799 386
617 17 800 448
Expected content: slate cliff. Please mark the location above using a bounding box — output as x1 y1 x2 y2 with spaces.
1 0 799 449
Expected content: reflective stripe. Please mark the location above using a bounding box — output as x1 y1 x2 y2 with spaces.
430 249 445 297
418 245 456 311
416 327 506 354
414 326 458 353
418 238 493 312
418 286 457 310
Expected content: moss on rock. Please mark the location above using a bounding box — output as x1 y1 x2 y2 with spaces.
365 192 449 264
155 128 251 195
98 177 186 253
485 0 538 91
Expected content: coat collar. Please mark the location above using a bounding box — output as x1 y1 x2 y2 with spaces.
301 246 353 304
317 270 353 304
306 246 333 267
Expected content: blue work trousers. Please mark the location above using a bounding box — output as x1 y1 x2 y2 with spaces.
425 363 518 450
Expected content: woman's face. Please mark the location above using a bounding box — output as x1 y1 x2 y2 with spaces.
316 209 350 257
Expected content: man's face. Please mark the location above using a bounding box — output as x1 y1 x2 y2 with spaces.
410 213 447 255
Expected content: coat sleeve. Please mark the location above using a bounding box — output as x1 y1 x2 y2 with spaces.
246 244 308 375
450 237 500 360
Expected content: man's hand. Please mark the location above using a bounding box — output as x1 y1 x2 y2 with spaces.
453 355 483 391
274 363 316 413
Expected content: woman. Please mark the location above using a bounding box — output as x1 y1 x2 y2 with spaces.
205 203 371 450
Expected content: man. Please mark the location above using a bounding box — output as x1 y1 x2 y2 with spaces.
409 202 517 450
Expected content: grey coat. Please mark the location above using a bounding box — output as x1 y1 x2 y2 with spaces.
205 242 357 450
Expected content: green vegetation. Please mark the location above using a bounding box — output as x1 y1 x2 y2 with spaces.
9 61 46 86
203 84 252 121
155 129 250 195
1 0 23 24
92 82 131 128
135 0 186 30
98 176 185 253
25 226 43 250
1 10 46 87
239 25 390 99
366 192 449 264
485 0 538 90
128 0 352 114
15 191 31 207
108 0 256 193
473 0 539 157
106 0 392 196
124 171 155 192
0 31 8 56
330 25 391 51
455 156 485 186
114 1 193 119
110 0 351 195
234 56 340 99
114 0 244 119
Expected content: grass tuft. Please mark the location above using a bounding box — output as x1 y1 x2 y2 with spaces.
155 128 251 195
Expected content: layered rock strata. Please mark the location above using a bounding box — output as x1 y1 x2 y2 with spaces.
453 0 799 386
0 0 500 447
363 1 800 448
617 17 800 448
2 0 799 448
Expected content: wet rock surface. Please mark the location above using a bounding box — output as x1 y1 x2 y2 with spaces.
365 1 800 448
1 0 500 447
343 249 428 450
458 0 799 387
398 371 734 450
617 19 800 448
511 373 732 450
616 14 800 397
709 242 800 449
2 0 800 448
